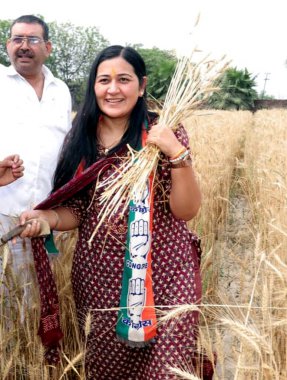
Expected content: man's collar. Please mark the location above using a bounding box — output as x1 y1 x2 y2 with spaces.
6 64 56 85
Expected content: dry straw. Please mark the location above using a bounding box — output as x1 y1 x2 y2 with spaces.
168 366 201 380
88 51 229 243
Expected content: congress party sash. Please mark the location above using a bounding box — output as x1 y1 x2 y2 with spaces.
116 128 157 346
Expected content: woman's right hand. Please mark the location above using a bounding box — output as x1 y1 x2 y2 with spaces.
19 210 47 238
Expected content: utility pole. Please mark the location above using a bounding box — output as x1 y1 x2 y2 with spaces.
262 72 270 98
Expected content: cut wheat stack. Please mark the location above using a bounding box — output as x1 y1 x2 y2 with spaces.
88 51 229 243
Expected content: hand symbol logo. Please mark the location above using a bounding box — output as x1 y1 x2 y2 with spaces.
130 219 150 259
128 278 146 324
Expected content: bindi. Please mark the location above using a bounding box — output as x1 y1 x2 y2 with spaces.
111 68 117 78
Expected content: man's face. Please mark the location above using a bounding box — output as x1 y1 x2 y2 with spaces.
6 22 52 78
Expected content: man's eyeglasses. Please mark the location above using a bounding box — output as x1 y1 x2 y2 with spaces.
10 36 45 46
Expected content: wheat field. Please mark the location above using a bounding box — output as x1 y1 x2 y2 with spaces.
0 109 286 379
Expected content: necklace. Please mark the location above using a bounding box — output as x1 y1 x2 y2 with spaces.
97 134 125 156
97 123 128 156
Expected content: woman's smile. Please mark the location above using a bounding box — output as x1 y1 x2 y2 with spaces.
94 56 146 119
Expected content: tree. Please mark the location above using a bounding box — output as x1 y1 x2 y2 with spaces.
0 19 11 66
47 21 109 109
136 46 177 101
207 67 258 110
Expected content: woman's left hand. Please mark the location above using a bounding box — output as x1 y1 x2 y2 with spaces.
146 124 184 158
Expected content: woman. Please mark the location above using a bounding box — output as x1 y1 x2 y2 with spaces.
20 45 207 379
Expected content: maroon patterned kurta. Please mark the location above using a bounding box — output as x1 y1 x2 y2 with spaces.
64 126 204 379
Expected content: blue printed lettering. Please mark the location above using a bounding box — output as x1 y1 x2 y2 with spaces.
121 317 152 329
126 260 148 270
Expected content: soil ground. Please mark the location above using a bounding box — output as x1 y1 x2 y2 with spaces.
215 170 255 379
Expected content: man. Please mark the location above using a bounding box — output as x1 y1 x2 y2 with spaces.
0 15 72 288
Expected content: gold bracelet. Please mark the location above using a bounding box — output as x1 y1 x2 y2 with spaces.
169 146 186 160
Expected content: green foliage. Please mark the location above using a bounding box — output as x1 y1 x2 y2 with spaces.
47 22 108 83
135 46 177 100
47 21 109 109
207 67 258 110
0 19 11 65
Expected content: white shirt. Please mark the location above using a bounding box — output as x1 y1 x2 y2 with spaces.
0 65 72 216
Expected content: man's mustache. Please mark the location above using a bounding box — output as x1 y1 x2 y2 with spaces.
17 50 34 58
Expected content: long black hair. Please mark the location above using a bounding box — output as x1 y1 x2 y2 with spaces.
53 45 156 191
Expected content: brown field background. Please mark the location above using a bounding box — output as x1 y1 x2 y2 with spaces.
1 109 286 379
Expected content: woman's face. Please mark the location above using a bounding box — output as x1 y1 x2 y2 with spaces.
94 56 146 120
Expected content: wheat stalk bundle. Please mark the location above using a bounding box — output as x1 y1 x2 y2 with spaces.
88 50 229 243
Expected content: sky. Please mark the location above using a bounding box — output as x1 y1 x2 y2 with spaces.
1 0 287 98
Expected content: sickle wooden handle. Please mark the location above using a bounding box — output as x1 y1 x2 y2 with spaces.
0 219 50 246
